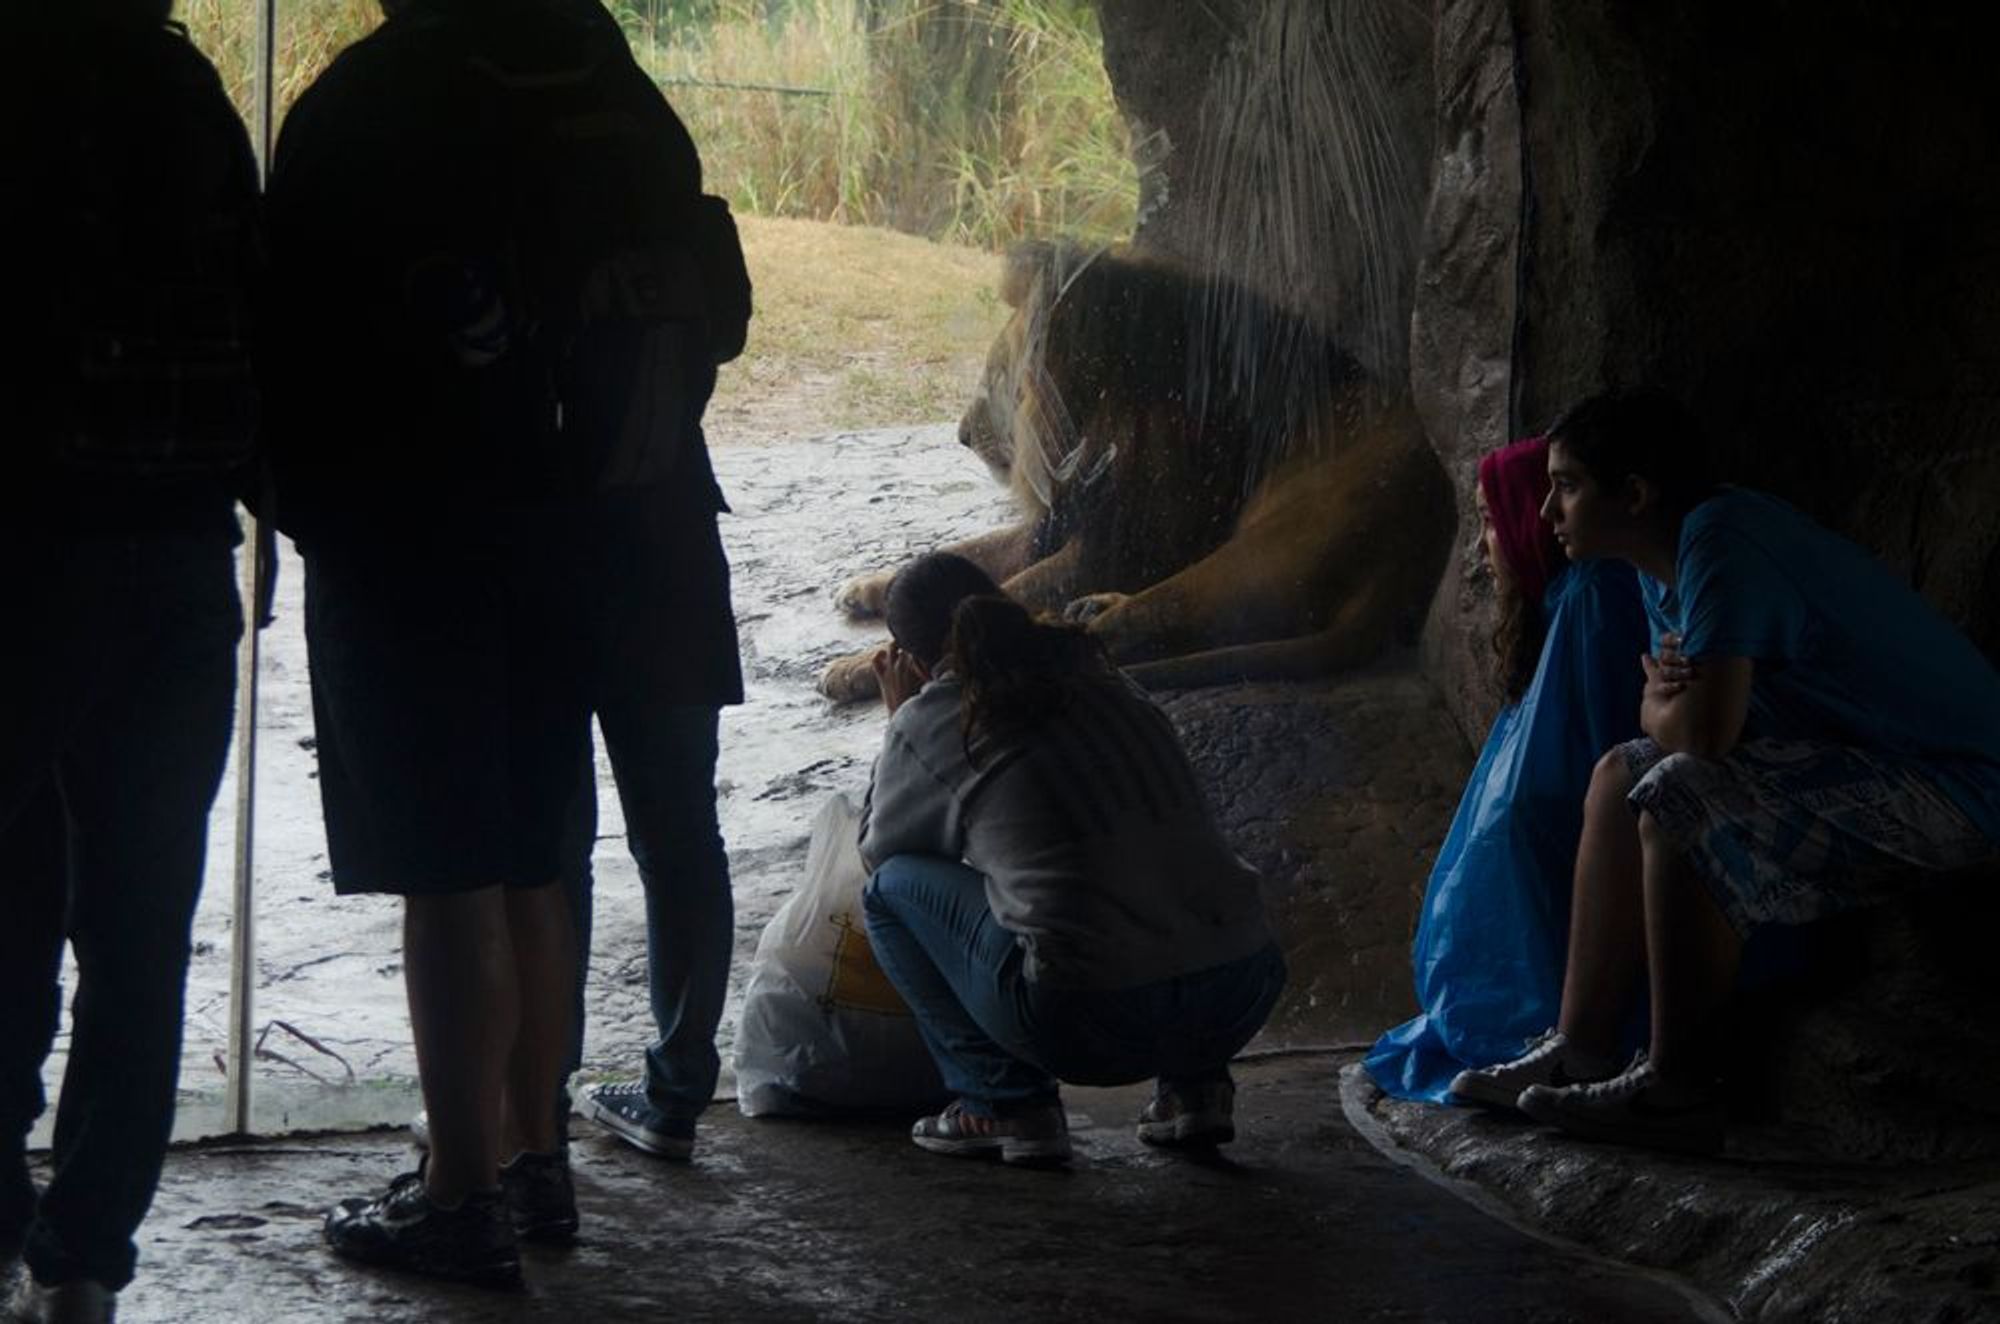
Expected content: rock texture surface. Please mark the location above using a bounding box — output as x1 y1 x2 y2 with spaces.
1164 669 1467 1045
1344 1064 2000 1324
1410 0 1527 737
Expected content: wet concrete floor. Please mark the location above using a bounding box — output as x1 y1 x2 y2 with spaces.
111 1053 1715 1322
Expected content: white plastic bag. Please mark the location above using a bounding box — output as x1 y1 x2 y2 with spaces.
734 791 947 1116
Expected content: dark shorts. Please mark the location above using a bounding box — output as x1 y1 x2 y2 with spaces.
303 539 589 896
1620 736 1997 935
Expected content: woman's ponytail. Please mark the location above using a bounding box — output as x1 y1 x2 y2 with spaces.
882 551 1106 757
948 593 1103 750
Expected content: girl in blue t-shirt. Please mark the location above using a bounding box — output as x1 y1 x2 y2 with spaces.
1366 437 1648 1103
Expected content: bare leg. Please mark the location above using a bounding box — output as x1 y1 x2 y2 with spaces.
1556 753 1648 1058
405 888 516 1205
500 883 576 1158
1637 812 1742 1084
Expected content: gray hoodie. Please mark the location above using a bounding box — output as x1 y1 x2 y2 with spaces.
859 671 1272 989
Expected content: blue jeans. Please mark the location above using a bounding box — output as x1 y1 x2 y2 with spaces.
862 854 1286 1117
585 705 732 1120
0 533 241 1288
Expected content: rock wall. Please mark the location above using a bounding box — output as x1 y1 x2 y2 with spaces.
1410 1 1526 735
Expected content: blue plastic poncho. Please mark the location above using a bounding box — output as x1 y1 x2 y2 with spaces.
1366 557 1648 1102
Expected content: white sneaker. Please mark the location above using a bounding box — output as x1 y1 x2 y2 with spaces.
7 1273 117 1324
1448 1029 1621 1111
911 1099 1072 1166
1518 1057 1725 1155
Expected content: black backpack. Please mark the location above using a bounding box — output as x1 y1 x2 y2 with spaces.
39 18 260 476
433 8 751 494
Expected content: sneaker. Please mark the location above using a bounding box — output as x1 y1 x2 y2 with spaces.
1518 1057 1725 1156
323 1172 522 1290
911 1099 1072 1166
499 1151 578 1245
408 1109 429 1152
7 1274 116 1324
580 1082 695 1160
1448 1029 1621 1111
1136 1081 1236 1148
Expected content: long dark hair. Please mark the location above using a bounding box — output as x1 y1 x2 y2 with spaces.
883 552 1106 753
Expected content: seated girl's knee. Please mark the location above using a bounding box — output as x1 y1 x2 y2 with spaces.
862 853 924 912
1586 747 1636 810
861 864 893 913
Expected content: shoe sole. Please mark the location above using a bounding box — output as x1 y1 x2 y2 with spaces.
514 1215 580 1246
584 1099 694 1160
1448 1075 1533 1111
325 1234 524 1291
911 1135 1073 1166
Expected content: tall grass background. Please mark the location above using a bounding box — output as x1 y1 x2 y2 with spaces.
182 0 1136 251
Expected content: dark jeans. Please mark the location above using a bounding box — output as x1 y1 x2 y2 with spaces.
0 533 241 1288
862 853 1286 1117
552 486 738 1123
557 707 733 1121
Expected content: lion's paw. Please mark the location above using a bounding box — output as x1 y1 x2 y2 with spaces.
818 650 884 704
834 572 893 621
1063 591 1130 624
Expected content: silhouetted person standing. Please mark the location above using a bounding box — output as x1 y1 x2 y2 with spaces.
265 0 747 1288
0 3 259 1319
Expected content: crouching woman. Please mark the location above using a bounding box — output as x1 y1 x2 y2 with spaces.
859 553 1285 1164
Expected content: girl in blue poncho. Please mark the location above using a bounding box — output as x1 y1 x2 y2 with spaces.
1365 437 1648 1103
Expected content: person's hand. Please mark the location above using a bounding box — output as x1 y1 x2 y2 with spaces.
1643 632 1699 699
872 642 929 716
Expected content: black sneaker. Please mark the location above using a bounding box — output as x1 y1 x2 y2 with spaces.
500 1151 578 1245
324 1172 522 1290
581 1081 696 1160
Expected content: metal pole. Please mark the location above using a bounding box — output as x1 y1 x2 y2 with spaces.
224 0 280 1139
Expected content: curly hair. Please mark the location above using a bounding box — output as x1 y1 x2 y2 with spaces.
1490 574 1546 702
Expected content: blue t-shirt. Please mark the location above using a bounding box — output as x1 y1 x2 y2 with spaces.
1642 488 2000 841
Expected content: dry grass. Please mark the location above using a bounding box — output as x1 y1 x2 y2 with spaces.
707 215 1008 443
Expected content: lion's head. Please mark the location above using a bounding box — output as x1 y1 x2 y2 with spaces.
956 241 1109 517
956 241 1375 591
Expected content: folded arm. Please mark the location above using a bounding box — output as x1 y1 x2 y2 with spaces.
1640 634 1753 760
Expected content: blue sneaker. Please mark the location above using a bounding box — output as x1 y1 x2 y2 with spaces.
581 1081 695 1160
